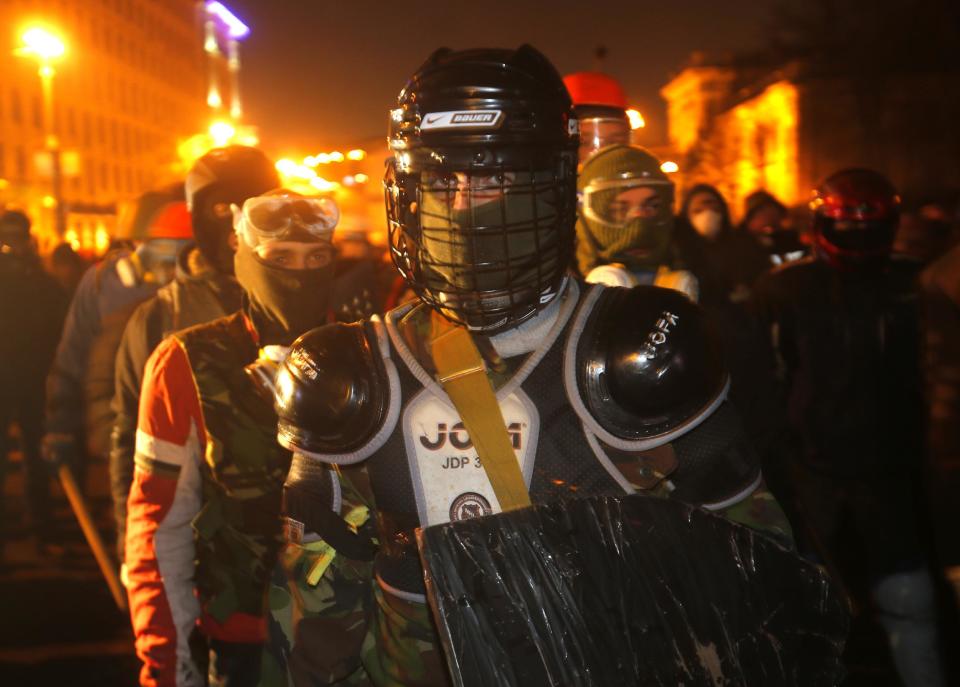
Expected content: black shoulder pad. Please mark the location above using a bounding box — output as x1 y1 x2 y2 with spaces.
275 321 389 456
577 285 727 441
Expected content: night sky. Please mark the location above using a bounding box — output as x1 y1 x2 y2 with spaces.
225 0 772 156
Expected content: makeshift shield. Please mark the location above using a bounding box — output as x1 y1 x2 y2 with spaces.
418 494 848 687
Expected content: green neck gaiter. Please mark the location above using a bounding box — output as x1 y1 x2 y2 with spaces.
234 241 333 346
575 214 673 276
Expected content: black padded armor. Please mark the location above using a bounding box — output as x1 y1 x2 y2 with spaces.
577 285 727 441
275 321 390 455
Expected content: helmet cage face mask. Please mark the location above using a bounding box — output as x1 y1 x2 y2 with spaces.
386 149 576 333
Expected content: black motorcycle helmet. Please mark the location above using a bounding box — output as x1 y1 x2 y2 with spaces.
385 45 579 333
185 145 280 275
810 168 899 268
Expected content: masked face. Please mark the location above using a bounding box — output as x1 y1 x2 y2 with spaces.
233 192 339 345
580 179 674 272
686 191 725 241
417 169 563 328
137 239 191 285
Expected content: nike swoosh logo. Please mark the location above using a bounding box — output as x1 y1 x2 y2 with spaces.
424 115 444 124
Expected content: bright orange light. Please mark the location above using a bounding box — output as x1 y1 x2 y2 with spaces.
727 81 799 214
209 120 236 147
347 149 366 161
660 161 679 174
328 151 345 163
19 27 66 61
94 225 111 255
64 228 80 251
41 195 56 208
310 177 340 192
626 109 645 130
354 173 369 184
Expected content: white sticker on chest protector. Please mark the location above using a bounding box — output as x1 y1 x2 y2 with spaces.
403 388 539 527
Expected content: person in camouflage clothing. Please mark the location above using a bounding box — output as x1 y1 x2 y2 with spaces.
125 190 343 687
270 46 797 686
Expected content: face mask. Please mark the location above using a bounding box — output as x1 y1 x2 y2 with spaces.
418 171 561 298
234 240 333 346
690 209 723 240
137 239 192 285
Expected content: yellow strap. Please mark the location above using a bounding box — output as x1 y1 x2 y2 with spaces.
430 315 532 511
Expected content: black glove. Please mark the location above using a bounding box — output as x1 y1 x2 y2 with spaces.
283 454 376 561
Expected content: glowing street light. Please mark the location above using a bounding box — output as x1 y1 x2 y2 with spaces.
625 109 645 130
660 161 679 174
19 27 66 61
209 120 236 147
17 25 68 236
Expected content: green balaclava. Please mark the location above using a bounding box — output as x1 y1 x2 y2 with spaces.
234 241 334 346
418 169 562 305
576 145 675 276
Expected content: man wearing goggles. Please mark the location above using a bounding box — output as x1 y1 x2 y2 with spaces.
577 144 697 299
125 190 342 687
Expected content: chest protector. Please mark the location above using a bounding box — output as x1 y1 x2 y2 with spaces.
277 282 759 602
177 313 292 621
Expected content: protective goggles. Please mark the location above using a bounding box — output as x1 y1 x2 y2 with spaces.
580 178 673 229
234 193 339 248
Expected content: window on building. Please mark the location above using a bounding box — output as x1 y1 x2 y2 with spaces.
83 112 92 147
86 159 95 195
32 95 42 129
100 162 109 191
16 146 27 180
0 144 5 177
11 90 21 124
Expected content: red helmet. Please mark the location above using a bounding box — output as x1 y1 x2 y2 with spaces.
810 168 899 267
563 72 631 164
116 183 193 241
563 71 628 109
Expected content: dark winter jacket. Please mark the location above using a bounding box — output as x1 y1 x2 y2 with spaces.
110 247 241 557
45 251 157 456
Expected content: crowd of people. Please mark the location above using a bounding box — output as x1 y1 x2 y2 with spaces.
0 44 958 686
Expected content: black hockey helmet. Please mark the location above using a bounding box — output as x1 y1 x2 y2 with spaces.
185 145 279 274
385 44 579 333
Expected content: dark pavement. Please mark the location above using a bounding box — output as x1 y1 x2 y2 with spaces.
0 450 139 686
0 438 956 686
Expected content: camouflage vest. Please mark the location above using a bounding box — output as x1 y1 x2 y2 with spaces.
175 312 292 624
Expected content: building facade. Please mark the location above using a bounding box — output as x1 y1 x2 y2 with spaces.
0 0 206 252
661 54 960 218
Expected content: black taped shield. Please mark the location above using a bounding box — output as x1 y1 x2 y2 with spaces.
417 494 848 687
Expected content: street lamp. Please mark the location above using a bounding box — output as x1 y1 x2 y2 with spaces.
17 26 67 236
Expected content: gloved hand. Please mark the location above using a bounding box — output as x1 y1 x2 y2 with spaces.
283 454 377 560
41 432 79 470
